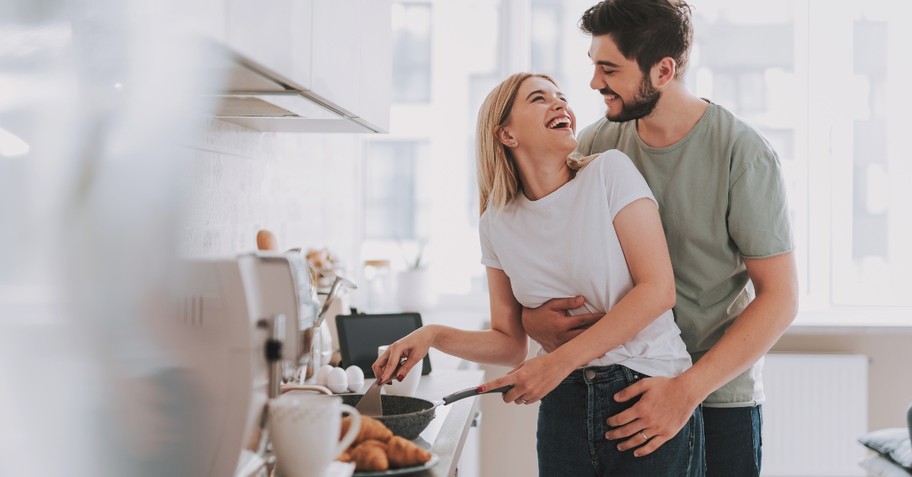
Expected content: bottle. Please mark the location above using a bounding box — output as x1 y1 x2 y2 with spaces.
362 259 393 313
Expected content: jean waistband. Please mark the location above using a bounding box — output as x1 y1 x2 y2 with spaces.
562 364 641 385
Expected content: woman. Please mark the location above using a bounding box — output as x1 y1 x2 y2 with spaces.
373 73 703 476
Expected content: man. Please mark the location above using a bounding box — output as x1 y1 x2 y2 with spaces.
521 1 799 475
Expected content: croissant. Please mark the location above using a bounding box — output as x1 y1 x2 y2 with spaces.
350 441 389 472
386 435 432 468
337 449 352 463
342 415 393 444
357 439 388 451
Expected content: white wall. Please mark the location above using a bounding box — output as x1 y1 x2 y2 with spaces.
180 119 365 272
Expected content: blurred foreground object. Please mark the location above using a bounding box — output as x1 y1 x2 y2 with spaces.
0 0 223 476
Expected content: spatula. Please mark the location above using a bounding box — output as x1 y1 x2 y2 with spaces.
355 359 406 417
355 379 385 417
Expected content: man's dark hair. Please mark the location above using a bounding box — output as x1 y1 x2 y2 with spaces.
580 0 693 78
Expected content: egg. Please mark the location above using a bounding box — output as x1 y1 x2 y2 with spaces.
345 365 365 392
326 367 349 393
315 364 334 386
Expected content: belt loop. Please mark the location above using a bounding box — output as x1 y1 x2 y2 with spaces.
619 365 635 384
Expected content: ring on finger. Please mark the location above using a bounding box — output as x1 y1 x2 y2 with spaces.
639 431 649 441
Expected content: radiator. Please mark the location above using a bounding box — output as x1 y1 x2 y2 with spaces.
761 353 869 476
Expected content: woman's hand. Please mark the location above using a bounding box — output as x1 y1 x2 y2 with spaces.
476 354 575 405
371 327 436 384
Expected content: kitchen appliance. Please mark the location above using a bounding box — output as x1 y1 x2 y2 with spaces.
202 39 387 134
176 255 268 477
242 251 322 386
176 252 321 476
335 312 433 379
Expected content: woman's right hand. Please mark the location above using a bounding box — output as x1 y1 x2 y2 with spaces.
371 326 436 384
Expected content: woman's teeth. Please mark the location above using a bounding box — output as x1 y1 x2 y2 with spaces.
547 117 571 129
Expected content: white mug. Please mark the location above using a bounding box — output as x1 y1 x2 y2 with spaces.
268 393 361 477
377 345 423 397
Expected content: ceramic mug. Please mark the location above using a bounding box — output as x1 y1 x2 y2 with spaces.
268 393 361 477
279 384 333 396
377 345 423 397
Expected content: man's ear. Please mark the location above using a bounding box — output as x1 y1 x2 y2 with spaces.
652 57 677 88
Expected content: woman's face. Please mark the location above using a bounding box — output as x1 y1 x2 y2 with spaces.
502 77 577 156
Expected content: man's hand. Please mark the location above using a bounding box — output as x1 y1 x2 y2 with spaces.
521 296 602 352
605 376 703 457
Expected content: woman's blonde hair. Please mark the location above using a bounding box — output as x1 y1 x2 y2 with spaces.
476 72 558 215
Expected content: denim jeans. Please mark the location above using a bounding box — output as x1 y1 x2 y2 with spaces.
537 365 705 477
703 405 762 477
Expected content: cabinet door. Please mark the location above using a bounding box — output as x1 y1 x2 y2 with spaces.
181 0 227 43
289 0 314 90
354 0 391 132
226 0 307 87
309 0 361 116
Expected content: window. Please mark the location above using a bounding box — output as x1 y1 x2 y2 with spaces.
369 0 911 323
391 3 432 103
362 141 426 240
361 1 504 300
688 0 912 315
530 0 565 86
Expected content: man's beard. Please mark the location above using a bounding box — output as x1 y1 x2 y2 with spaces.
602 76 661 123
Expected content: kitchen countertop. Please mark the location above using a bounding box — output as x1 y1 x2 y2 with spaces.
407 368 485 477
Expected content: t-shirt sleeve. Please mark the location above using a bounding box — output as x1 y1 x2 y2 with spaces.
599 150 658 221
478 213 502 269
728 148 795 258
576 118 619 156
576 122 600 155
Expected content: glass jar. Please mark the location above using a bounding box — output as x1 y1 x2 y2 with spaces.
362 259 393 313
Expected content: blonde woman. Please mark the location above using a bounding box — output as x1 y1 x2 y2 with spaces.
374 73 703 476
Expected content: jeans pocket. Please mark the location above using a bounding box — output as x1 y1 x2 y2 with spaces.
624 368 651 387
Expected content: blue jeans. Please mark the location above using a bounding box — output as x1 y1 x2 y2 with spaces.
537 365 705 477
703 405 762 477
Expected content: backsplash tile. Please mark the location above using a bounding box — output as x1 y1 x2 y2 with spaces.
180 119 363 276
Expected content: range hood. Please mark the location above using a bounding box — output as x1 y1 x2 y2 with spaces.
208 48 383 134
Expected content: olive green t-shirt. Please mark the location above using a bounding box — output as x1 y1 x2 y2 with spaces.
577 102 794 406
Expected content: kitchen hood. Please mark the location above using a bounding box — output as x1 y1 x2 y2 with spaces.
206 46 383 134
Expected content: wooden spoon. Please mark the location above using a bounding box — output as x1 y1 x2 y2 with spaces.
256 229 278 251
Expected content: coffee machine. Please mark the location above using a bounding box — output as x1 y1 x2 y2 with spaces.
177 252 320 477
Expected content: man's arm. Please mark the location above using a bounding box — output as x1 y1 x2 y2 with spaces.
607 251 799 456
521 297 603 352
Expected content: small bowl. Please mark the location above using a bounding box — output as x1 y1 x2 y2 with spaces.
340 394 436 440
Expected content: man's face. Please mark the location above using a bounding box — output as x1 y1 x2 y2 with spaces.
588 34 661 123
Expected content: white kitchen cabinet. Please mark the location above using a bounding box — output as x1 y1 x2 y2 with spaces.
225 0 311 89
218 0 391 133
353 0 392 132
183 0 228 42
308 1 360 115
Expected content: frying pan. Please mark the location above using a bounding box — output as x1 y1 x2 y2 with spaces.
341 385 511 440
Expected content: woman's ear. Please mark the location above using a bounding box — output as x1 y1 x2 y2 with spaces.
652 56 677 88
496 126 518 148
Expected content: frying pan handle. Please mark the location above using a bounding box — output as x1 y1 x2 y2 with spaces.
442 385 513 405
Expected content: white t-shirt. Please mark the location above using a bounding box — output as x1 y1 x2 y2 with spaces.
479 150 691 378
